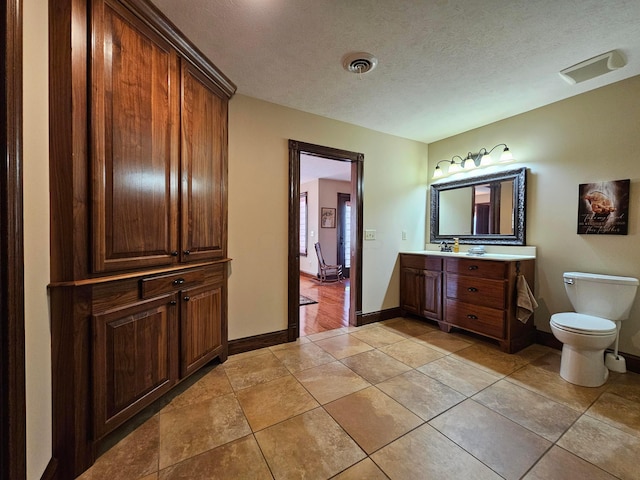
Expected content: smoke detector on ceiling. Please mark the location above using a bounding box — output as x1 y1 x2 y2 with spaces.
343 52 378 75
559 50 626 85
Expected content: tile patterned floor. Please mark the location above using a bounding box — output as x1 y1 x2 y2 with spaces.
78 318 640 480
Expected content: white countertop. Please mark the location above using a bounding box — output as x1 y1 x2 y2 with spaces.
401 245 536 261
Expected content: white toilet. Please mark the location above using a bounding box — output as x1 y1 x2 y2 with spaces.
550 272 639 387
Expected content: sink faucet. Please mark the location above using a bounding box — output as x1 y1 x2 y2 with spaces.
440 241 452 252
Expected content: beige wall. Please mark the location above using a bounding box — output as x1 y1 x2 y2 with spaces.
428 75 640 356
228 95 429 340
23 0 52 477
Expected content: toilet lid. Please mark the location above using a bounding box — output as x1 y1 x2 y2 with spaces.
551 312 617 335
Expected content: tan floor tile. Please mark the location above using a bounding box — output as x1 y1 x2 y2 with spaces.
293 361 370 404
270 342 336 373
379 317 438 338
255 408 365 480
139 474 158 480
506 364 607 412
236 375 319 431
473 379 580 441
158 435 272 480
512 343 556 364
417 355 501 396
305 327 348 342
452 343 530 376
379 339 444 368
606 371 640 403
226 347 272 363
269 336 311 351
558 415 640 480
162 366 232 413
331 458 388 480
411 330 474 353
528 350 562 373
349 326 406 348
324 387 423 454
586 391 640 438
523 446 618 480
430 399 550 480
314 334 373 359
377 370 465 421
158 393 251 469
223 351 289 391
77 416 159 480
371 424 501 480
340 349 412 384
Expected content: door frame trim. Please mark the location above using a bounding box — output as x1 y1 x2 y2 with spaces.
288 140 363 340
1 0 26 478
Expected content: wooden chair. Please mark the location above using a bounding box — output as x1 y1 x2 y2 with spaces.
314 242 343 283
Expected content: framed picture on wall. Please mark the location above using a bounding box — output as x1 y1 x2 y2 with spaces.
321 207 336 228
577 179 630 235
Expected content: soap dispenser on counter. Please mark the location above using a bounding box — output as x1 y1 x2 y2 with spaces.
453 238 459 253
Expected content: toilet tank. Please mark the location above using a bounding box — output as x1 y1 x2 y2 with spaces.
564 272 639 320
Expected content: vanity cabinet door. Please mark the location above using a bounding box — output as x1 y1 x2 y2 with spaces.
400 267 423 316
420 270 443 320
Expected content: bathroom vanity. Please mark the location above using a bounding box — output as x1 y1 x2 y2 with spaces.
400 251 536 353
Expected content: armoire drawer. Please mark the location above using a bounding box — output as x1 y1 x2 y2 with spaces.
140 269 206 299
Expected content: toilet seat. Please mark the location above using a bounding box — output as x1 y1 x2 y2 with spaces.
550 312 616 336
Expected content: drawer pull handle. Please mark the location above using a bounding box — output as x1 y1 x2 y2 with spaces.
467 287 478 292
183 296 190 302
171 251 178 257
183 250 191 255
173 278 185 286
467 314 478 320
468 265 479 270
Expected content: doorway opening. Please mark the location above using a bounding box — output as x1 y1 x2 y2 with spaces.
288 140 363 341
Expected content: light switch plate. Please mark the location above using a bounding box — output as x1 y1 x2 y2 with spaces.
365 229 376 240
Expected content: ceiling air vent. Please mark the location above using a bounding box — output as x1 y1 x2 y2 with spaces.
343 52 378 75
559 50 626 85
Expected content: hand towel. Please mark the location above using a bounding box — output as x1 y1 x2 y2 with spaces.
517 274 538 323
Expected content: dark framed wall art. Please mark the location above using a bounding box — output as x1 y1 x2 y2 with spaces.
577 179 630 235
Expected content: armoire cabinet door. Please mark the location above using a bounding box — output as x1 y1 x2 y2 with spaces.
91 0 180 273
93 293 179 438
180 62 228 263
420 270 443 320
180 282 224 377
400 267 422 316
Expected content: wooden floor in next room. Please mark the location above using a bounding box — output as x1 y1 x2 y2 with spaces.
300 274 349 337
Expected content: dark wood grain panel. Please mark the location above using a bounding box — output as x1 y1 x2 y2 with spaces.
180 62 227 263
92 0 179 272
445 257 507 279
93 294 179 438
446 273 506 309
445 299 505 339
400 254 442 271
140 268 206 299
180 282 224 377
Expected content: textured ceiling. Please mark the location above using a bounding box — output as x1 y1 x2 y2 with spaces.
151 0 640 144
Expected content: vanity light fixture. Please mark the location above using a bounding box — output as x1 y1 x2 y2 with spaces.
432 144 514 179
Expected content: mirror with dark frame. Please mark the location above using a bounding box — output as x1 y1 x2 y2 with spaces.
430 167 527 245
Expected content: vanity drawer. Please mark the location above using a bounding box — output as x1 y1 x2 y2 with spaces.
446 274 506 309
140 269 206 299
401 254 442 271
445 299 505 339
445 258 507 280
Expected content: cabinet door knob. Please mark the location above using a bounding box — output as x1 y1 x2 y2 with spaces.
183 296 190 302
183 250 191 255
171 251 179 257
467 287 478 292
173 278 185 286
169 300 177 305
467 314 478 320
468 265 479 270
